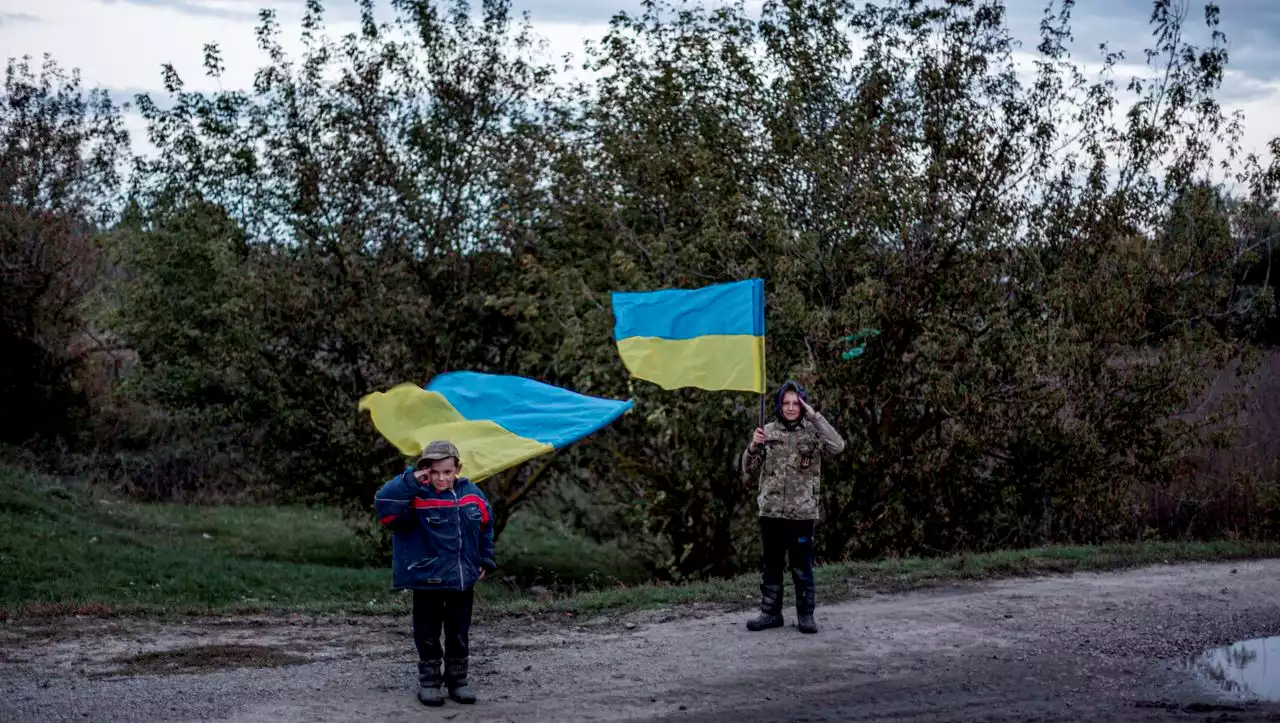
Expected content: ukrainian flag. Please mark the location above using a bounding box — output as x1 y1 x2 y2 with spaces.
611 278 766 393
358 372 634 482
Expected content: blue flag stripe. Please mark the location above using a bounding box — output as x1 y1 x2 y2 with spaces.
425 371 635 449
611 278 764 341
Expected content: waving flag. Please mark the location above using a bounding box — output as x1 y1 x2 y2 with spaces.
359 372 634 482
611 278 766 393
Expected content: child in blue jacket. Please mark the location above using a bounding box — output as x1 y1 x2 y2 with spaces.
374 439 496 706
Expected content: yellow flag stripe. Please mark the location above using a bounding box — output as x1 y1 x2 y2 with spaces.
615 335 765 393
357 384 554 482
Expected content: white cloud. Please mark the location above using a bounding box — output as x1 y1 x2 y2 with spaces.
98 0 264 21
0 11 39 25
0 0 308 92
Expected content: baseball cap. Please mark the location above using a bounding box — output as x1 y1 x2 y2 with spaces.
415 440 461 468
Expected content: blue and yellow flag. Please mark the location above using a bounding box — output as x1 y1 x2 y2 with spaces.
358 372 634 482
610 278 766 393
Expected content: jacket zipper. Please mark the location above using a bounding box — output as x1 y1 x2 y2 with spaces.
784 429 793 515
452 488 463 591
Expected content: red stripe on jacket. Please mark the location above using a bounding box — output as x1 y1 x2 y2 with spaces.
413 495 491 525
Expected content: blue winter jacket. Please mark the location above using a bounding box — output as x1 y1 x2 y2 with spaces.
374 468 497 591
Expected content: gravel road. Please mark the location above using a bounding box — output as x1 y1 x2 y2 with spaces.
4 560 1280 722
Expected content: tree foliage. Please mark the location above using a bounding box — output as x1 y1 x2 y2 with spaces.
0 55 129 444
7 0 1280 577
108 0 559 509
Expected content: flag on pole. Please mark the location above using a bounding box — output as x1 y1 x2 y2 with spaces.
610 278 766 393
358 371 634 482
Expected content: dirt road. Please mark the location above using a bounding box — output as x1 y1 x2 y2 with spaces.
4 560 1280 722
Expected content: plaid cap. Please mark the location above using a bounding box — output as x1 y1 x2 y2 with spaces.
415 439 461 468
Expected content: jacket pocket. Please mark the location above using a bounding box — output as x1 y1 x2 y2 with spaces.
417 508 459 560
462 507 484 549
408 556 438 571
418 509 453 530
796 439 818 469
421 509 450 523
463 507 483 532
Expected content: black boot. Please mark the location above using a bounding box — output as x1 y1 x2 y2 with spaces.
746 583 784 631
417 660 444 706
445 657 476 704
793 569 817 634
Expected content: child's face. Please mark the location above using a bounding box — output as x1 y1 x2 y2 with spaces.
425 457 460 491
780 391 803 422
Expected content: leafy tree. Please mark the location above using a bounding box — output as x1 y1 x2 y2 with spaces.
98 0 1280 575
110 0 562 514
0 55 128 444
528 0 1276 572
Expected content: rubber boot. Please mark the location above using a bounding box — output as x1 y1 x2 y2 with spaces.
745 583 784 631
793 568 817 634
417 660 445 706
445 657 476 704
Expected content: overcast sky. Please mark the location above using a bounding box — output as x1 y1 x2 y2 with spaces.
1 0 1276 164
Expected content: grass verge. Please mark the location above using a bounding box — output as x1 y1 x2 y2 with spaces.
514 539 1280 621
4 465 1278 622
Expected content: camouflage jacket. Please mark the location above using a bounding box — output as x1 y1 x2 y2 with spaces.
740 413 845 520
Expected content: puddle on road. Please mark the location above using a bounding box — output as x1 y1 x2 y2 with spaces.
1189 636 1280 702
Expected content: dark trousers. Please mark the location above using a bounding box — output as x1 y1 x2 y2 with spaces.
412 589 474 663
759 517 816 612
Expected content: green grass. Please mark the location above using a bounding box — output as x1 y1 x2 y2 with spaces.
488 538 1280 619
3 465 1279 622
0 466 395 617
496 513 651 589
0 465 637 619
